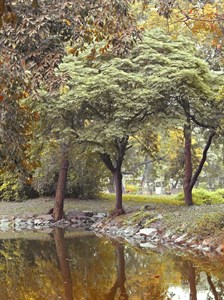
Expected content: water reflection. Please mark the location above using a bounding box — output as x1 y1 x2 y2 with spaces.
105 242 128 300
53 228 73 300
0 231 223 299
188 261 197 300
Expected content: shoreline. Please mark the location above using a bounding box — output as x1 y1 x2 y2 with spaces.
0 198 224 256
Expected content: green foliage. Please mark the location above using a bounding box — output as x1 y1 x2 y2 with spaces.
32 144 109 199
125 184 140 194
214 189 224 198
176 188 224 205
0 172 37 202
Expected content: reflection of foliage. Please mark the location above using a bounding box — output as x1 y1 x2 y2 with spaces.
0 234 224 299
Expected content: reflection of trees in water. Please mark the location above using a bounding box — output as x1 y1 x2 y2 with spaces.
188 261 197 300
1 235 224 299
53 227 73 300
105 242 128 300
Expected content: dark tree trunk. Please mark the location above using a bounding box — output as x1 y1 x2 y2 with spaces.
183 123 193 205
188 262 197 300
53 228 73 300
113 168 124 212
100 137 129 215
106 243 128 300
207 275 219 300
53 152 69 221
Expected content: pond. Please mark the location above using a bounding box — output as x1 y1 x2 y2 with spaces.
0 228 223 300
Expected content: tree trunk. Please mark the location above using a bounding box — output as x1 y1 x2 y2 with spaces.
113 168 124 213
183 123 193 205
53 154 69 221
53 228 73 300
188 262 197 300
106 242 127 300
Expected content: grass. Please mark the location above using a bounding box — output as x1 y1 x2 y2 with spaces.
99 192 182 206
99 187 224 207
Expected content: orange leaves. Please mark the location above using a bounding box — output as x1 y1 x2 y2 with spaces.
0 94 4 101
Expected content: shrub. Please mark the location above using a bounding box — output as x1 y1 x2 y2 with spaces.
0 172 37 202
125 184 139 194
175 188 224 205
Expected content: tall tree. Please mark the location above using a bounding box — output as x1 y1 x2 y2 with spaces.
53 45 165 215
134 29 223 204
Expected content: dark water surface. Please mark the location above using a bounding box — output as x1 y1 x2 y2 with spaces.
0 228 224 300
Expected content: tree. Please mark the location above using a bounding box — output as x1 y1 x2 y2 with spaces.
0 0 142 183
133 0 224 70
53 46 164 215
134 29 223 204
0 0 142 218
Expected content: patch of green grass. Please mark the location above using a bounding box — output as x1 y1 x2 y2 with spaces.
99 192 183 206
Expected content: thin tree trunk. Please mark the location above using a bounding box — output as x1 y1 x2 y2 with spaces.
207 275 219 300
183 123 193 205
53 227 73 300
53 148 69 221
190 131 216 189
113 168 124 213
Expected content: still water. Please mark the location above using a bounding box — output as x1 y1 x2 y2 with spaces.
0 228 224 300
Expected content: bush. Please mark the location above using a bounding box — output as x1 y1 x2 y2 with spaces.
0 172 38 202
175 188 224 205
214 189 224 199
32 145 109 199
125 184 139 194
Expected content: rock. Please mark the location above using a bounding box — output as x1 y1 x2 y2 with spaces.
95 213 107 218
65 210 79 220
83 211 94 217
109 226 119 235
174 233 188 244
140 242 157 249
139 228 157 236
215 243 224 254
37 214 54 221
34 219 44 225
123 226 140 237
22 212 34 219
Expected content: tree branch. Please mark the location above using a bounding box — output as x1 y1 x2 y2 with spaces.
100 152 115 172
190 114 216 130
190 130 216 189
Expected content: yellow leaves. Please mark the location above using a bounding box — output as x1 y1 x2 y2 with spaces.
59 84 69 95
63 18 71 26
67 47 78 55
